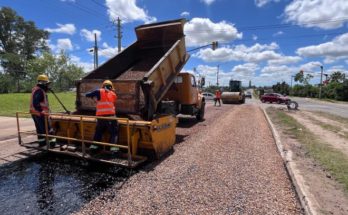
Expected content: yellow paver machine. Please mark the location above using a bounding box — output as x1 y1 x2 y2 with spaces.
17 19 190 168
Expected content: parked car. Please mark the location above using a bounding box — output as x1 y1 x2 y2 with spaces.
260 93 290 104
245 91 252 98
202 92 215 100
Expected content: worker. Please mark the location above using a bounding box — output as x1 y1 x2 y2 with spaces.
86 80 118 152
30 74 55 147
214 89 221 106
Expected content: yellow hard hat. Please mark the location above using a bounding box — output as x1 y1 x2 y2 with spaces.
102 80 114 89
37 74 50 83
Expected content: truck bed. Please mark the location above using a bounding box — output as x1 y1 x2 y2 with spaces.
76 19 189 120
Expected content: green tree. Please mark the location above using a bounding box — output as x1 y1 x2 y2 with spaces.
0 7 49 92
330 71 345 83
26 51 84 92
272 81 290 95
294 70 304 83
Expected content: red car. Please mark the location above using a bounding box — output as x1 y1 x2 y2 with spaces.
260 93 290 104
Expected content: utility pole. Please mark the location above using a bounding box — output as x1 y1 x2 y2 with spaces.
290 75 295 96
116 17 122 53
94 33 99 69
319 65 323 99
216 65 219 86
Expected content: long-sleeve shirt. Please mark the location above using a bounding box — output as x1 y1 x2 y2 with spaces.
85 90 101 100
32 87 45 112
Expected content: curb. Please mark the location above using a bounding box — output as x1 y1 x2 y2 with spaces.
262 107 317 215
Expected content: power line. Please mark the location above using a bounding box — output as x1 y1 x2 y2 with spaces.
185 17 348 33
90 0 108 9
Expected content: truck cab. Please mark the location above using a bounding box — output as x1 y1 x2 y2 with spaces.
162 72 205 120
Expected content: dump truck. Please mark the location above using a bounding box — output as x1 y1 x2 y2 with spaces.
221 80 245 104
16 19 204 168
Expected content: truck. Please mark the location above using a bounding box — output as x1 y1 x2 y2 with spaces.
221 80 245 104
17 19 204 168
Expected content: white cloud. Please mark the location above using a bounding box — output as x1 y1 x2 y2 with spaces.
80 29 102 42
284 0 348 29
201 0 216 5
70 55 94 72
60 0 75 2
273 31 283 37
255 0 281 7
184 18 242 47
49 38 73 52
180 11 190 17
45 23 76 35
296 33 348 63
268 56 302 65
106 0 157 23
195 64 231 86
232 63 259 80
261 65 295 75
99 42 119 58
57 38 73 50
252 34 258 41
193 42 281 63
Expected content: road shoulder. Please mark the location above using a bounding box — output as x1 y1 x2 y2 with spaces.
265 107 348 215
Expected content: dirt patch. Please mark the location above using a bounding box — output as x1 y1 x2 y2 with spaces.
288 111 348 156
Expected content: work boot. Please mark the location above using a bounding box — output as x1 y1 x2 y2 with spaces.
38 138 46 147
110 146 119 152
49 138 57 148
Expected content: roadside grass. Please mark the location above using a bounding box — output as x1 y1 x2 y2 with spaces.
267 107 348 193
310 111 348 126
304 114 348 140
0 92 76 117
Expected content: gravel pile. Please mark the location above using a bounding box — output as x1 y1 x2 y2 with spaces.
77 104 302 214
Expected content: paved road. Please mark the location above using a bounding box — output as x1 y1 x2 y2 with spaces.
247 93 348 118
0 117 37 164
290 97 348 118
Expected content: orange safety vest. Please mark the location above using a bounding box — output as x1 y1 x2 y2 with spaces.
96 88 117 116
29 86 49 116
215 91 221 99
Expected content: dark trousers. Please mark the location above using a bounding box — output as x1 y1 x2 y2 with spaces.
214 98 221 106
93 119 118 144
32 115 48 142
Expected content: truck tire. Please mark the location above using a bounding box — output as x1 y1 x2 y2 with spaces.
196 102 205 121
240 96 245 104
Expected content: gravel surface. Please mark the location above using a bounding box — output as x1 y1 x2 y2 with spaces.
76 103 302 214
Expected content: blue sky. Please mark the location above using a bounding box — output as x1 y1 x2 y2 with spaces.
2 0 348 86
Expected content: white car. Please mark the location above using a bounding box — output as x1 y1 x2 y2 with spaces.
202 92 215 100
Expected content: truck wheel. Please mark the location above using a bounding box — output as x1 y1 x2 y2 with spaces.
196 102 205 121
240 97 245 104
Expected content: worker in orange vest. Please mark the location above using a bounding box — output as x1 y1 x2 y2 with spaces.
86 80 118 152
30 74 55 146
214 89 221 106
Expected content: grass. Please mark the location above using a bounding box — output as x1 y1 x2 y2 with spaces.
0 92 76 117
267 107 348 193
